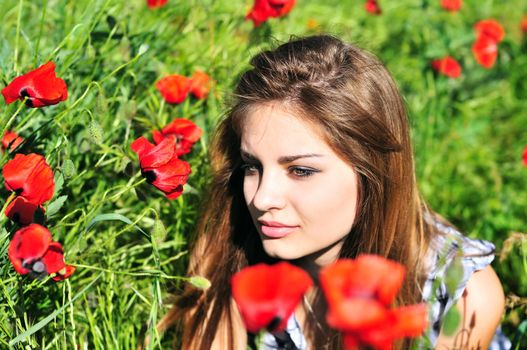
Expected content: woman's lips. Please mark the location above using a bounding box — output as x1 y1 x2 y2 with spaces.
260 223 298 238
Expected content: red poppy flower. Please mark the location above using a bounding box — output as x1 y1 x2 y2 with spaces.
474 19 505 43
431 56 462 78
440 0 462 11
8 224 75 280
1 131 23 151
1 62 67 108
320 255 427 349
5 196 45 226
131 136 191 200
3 153 55 205
147 0 167 8
152 118 202 156
521 16 527 34
246 0 296 27
189 71 211 99
8 224 52 275
365 0 382 15
231 262 313 333
522 145 527 167
472 34 498 69
155 74 191 104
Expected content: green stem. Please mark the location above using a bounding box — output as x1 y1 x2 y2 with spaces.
34 0 48 66
13 0 24 72
0 100 27 136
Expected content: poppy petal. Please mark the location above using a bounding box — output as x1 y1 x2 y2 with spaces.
131 136 177 168
147 0 168 8
154 118 203 156
42 241 67 274
231 262 313 333
326 298 388 330
472 34 498 68
431 56 462 78
5 196 44 225
2 131 24 151
3 153 55 205
189 71 211 99
440 0 462 11
155 75 191 104
246 0 296 27
1 62 67 108
474 19 505 43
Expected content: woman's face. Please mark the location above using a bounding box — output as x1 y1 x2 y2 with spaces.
241 102 359 267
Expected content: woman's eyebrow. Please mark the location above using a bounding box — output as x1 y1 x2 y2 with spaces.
277 154 324 164
240 151 323 164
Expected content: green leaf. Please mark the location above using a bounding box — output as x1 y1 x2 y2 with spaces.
444 257 464 296
441 307 461 337
54 172 64 197
46 195 68 218
85 213 148 238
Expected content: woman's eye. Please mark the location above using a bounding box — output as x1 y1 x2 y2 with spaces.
289 167 318 178
241 163 260 175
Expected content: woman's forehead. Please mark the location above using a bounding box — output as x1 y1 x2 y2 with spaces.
239 103 332 157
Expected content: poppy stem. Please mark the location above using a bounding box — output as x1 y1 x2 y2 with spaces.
107 176 147 202
13 0 24 72
33 0 48 67
0 101 27 139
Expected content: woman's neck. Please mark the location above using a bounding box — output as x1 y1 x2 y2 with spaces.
292 238 344 282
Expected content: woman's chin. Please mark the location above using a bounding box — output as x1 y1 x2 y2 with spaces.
262 242 305 261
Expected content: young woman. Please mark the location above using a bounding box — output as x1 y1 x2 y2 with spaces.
160 35 508 350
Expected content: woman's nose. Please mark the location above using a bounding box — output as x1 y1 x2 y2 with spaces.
251 171 286 212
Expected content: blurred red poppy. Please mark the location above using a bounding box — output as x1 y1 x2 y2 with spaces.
3 153 55 205
364 0 381 15
155 75 191 104
8 224 75 280
189 71 211 99
131 137 191 200
320 255 427 349
440 0 461 11
342 305 428 350
246 0 296 27
231 262 313 333
522 145 527 167
5 196 44 226
521 16 527 34
152 118 202 156
431 56 461 78
474 19 505 43
147 0 167 8
1 131 23 151
1 62 67 108
472 34 498 69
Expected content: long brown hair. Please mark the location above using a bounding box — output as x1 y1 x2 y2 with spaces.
162 34 435 349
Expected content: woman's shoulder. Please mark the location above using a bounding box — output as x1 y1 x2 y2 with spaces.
422 216 496 301
421 214 510 349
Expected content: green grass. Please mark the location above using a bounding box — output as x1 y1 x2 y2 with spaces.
0 0 526 348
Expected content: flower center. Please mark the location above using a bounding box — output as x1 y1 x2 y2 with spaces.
142 170 157 183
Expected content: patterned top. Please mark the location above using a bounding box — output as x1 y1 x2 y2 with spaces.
261 220 511 350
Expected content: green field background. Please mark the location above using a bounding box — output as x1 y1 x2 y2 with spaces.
0 0 526 348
